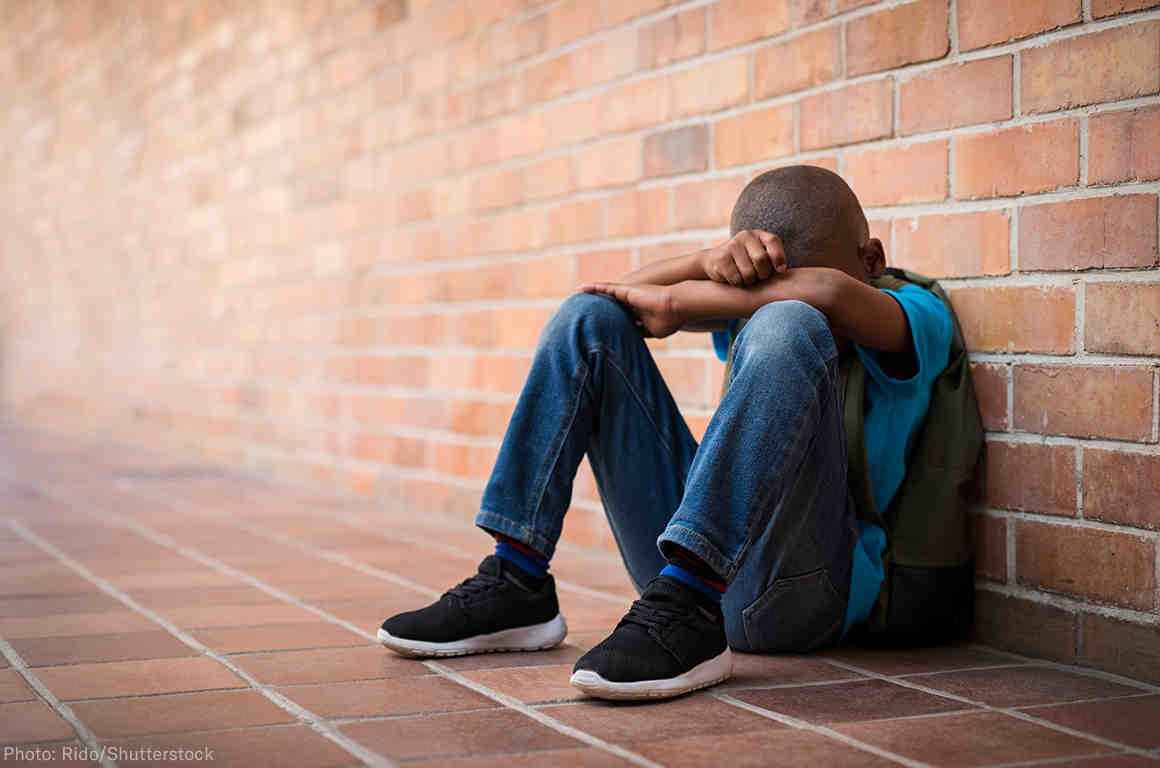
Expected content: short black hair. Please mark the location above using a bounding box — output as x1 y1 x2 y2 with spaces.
730 165 869 268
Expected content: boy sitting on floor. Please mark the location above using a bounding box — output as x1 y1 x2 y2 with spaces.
378 165 960 701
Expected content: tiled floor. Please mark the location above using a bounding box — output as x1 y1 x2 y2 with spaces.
1 426 1158 767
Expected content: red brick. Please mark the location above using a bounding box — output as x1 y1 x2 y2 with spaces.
847 0 949 76
957 0 1081 51
985 441 1076 516
890 211 1010 278
1089 106 1160 185
672 176 748 230
638 7 706 68
1083 449 1160 530
470 167 523 211
800 79 893 150
899 57 1013 135
954 121 1079 199
1019 196 1158 271
1084 282 1160 356
713 106 795 169
709 0 791 50
973 590 1077 663
606 188 670 237
524 156 574 201
753 27 840 99
668 56 749 118
1022 24 1160 114
643 125 709 178
1093 0 1160 16
845 141 948 206
1015 520 1156 611
973 514 1008 582
949 286 1075 353
575 136 642 190
545 199 604 245
971 362 1010 430
1081 614 1160 685
543 0 603 50
577 250 633 284
597 77 669 134
1013 365 1153 441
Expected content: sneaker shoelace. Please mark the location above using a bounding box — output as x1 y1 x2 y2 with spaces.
620 598 687 632
444 571 506 603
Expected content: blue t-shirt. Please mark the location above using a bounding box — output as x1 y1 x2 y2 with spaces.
711 283 953 633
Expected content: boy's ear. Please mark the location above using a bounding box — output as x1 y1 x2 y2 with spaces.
860 238 886 277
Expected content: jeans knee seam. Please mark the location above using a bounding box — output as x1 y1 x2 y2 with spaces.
584 343 685 464
526 358 591 543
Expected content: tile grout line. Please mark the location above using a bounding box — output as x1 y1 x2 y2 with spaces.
712 692 932 768
0 635 117 768
38 486 662 768
822 658 1159 760
3 518 397 768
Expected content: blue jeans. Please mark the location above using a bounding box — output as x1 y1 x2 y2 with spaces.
477 293 856 653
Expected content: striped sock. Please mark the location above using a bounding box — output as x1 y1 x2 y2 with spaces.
660 562 726 603
493 536 549 579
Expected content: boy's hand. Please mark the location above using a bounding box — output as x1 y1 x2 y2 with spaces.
698 230 787 286
577 283 683 338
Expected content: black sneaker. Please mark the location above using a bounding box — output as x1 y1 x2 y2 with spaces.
377 555 567 657
570 575 732 700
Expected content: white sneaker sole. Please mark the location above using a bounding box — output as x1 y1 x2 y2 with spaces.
570 648 733 700
376 614 568 658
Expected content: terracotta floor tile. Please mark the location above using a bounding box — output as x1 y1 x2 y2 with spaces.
109 569 239 590
911 665 1142 707
1054 757 1160 767
10 631 198 667
159 602 319 629
128 586 278 610
317 596 425 628
0 564 87 594
0 701 75 745
0 670 35 703
835 711 1108 767
462 664 585 704
105 725 353 768
341 708 580 761
555 594 632 633
193 622 367 654
34 657 245 701
230 645 423 685
733 679 970 724
0 593 122 618
70 690 296 738
0 611 158 639
281 675 496 718
727 653 864 690
541 694 786 742
821 644 1018 676
278 579 410 602
1023 695 1160 749
628 729 897 768
406 747 635 767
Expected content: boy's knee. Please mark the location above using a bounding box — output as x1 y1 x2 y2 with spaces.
543 292 637 348
734 300 835 365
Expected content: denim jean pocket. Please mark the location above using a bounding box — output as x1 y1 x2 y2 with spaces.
741 567 846 653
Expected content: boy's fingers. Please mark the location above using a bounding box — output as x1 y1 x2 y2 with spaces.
738 232 768 283
758 232 788 272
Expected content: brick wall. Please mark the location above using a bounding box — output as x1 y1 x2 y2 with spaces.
1 0 1157 678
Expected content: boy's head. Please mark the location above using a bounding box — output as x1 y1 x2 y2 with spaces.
730 165 885 282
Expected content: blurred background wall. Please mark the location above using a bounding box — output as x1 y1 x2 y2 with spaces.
1 0 1157 679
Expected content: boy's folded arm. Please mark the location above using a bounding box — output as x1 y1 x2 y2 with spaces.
618 252 705 287
669 268 910 353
